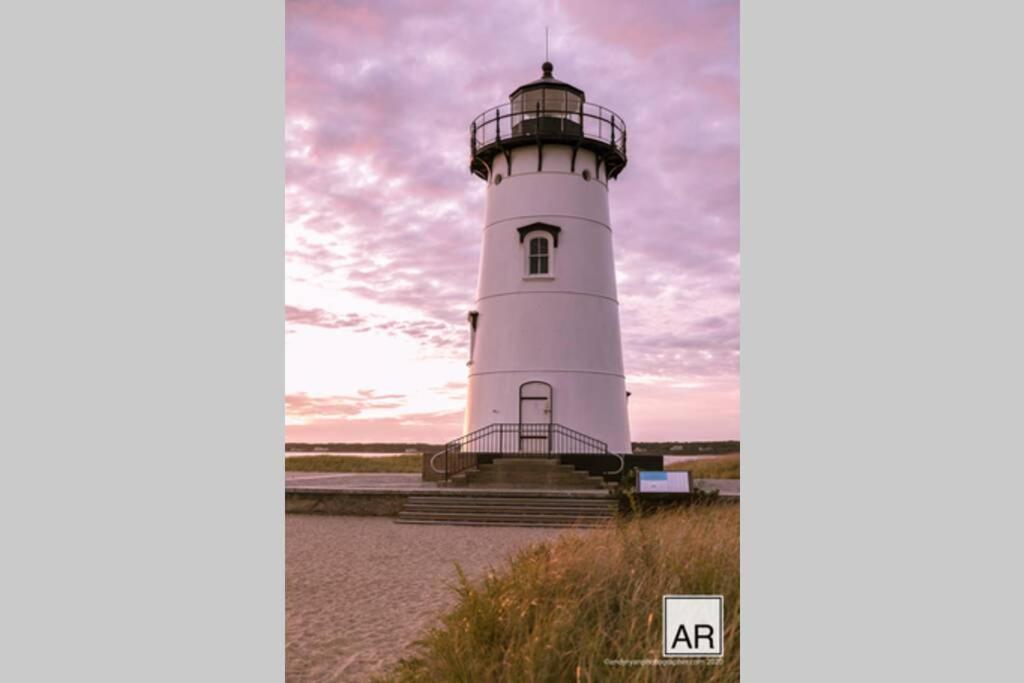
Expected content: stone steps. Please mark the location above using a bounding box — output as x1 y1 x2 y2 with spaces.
395 518 609 528
448 457 609 490
402 502 614 515
396 493 618 528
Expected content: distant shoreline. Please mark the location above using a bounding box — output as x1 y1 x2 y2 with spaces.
285 440 740 456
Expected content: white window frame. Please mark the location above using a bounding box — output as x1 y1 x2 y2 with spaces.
523 232 555 279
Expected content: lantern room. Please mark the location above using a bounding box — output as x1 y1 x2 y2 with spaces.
509 61 584 136
469 62 628 181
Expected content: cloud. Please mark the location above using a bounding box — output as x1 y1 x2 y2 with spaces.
286 304 464 351
286 391 409 422
285 305 367 329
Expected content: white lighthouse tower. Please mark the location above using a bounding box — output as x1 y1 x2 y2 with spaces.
463 62 631 455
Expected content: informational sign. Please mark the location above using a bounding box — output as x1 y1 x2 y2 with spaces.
638 470 691 494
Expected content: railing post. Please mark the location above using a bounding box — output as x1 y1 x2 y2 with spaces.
444 445 448 483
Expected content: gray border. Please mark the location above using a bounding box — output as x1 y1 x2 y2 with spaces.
742 1 1022 680
3 2 283 679
6 1 1024 680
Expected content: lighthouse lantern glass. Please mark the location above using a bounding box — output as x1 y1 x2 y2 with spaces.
511 88 582 133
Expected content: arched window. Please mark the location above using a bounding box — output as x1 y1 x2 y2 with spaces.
529 236 550 275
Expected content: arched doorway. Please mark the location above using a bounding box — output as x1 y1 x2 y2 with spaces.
519 381 552 454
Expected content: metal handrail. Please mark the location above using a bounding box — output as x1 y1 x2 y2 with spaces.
429 422 624 480
470 101 627 159
428 448 446 473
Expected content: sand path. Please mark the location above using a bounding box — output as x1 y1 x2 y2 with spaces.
286 515 567 682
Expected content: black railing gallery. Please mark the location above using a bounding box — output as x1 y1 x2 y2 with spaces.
470 101 627 161
429 422 622 482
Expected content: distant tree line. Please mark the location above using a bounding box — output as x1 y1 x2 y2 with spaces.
631 441 740 455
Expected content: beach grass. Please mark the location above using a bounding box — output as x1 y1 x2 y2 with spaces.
381 503 739 682
285 454 422 473
666 453 740 480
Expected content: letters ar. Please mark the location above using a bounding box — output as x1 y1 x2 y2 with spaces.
672 623 715 650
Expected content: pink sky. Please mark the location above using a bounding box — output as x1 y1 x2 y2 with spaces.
285 0 738 444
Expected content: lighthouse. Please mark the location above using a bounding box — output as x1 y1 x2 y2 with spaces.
463 62 631 455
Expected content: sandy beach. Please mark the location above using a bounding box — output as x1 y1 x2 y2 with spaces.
286 514 568 682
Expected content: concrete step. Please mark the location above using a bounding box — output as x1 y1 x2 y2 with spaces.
477 466 587 475
400 515 612 526
471 467 586 475
441 456 614 490
464 477 606 487
461 482 605 490
471 467 596 476
464 474 603 484
399 510 613 522
404 498 615 509
396 493 618 527
394 518 609 528
461 460 606 489
405 498 614 505
445 480 612 491
480 458 564 467
404 503 614 513
401 501 610 511
482 459 582 467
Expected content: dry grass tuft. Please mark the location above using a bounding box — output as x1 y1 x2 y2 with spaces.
382 504 739 682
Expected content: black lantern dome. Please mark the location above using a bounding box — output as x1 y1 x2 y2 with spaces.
469 62 627 181
509 61 585 100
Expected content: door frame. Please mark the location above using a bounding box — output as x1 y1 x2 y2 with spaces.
518 381 553 453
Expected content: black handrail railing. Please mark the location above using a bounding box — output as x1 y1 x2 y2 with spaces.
470 101 627 162
429 423 623 482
